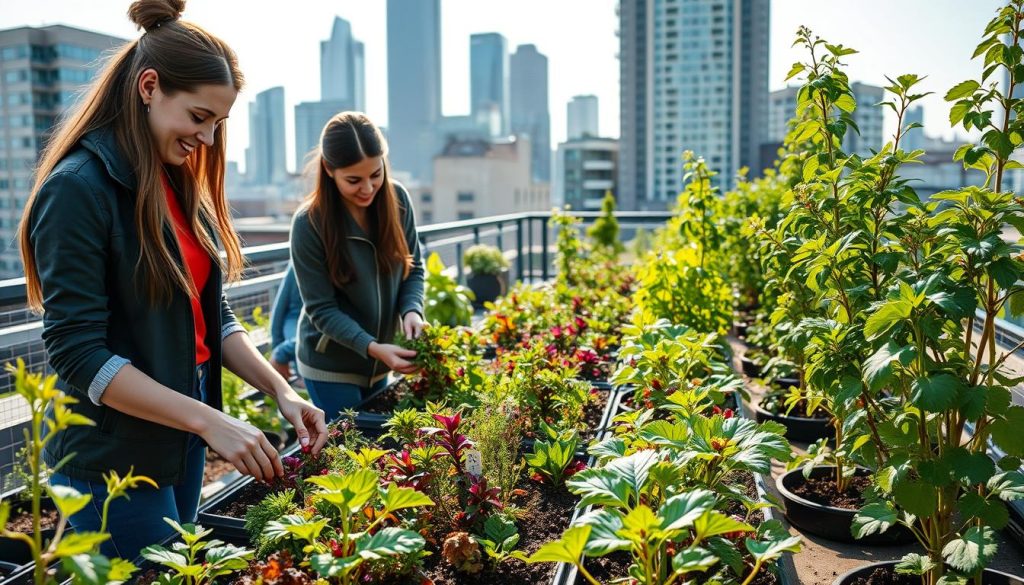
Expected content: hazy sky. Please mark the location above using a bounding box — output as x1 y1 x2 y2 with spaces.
0 0 1003 172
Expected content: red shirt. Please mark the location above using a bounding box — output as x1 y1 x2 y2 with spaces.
162 174 212 365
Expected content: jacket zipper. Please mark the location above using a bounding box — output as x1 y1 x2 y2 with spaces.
349 236 382 383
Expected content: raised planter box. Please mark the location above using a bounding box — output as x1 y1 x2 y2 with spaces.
834 561 1024 585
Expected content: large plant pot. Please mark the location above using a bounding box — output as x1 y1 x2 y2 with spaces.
740 355 763 378
834 561 1024 585
777 466 915 545
752 400 832 443
774 376 800 389
0 497 62 566
467 270 508 307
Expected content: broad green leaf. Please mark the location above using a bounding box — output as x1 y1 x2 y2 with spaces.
852 502 898 539
48 484 92 519
380 484 435 514
864 299 912 339
893 478 937 517
566 468 632 508
862 341 915 391
52 532 110 557
988 471 1024 501
671 547 719 573
355 527 426 559
204 543 253 569
62 554 137 585
307 469 378 514
991 406 1024 457
707 536 745 575
945 447 995 484
588 437 627 460
605 450 660 500
483 515 519 550
942 526 997 574
574 509 630 556
693 511 753 542
944 80 980 101
140 545 188 569
263 514 329 545
310 552 362 578
520 525 591 564
621 505 661 542
346 447 389 468
745 535 803 563
910 375 962 412
895 552 937 575
959 492 1009 529
658 489 717 532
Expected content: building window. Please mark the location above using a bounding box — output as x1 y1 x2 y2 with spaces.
457 211 474 220
422 211 433 223
4 69 28 83
421 192 432 204
456 191 475 203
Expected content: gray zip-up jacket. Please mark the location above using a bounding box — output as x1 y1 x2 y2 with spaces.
290 182 425 386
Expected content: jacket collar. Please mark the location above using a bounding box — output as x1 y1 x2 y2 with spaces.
80 126 137 191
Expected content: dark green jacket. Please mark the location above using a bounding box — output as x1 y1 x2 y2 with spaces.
34 126 245 486
290 183 424 386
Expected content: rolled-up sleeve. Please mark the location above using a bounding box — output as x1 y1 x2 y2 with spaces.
220 292 247 340
31 171 129 405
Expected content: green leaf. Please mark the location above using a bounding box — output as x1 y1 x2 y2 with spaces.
745 535 803 563
262 514 330 545
482 515 519 552
671 547 719 573
355 527 426 559
379 484 435 514
588 437 627 459
945 80 980 101
52 532 111 557
988 471 1024 502
621 505 661 541
835 93 857 113
895 552 937 575
521 525 591 564
605 450 660 500
910 375 963 412
864 299 912 340
942 526 997 574
950 101 972 126
307 469 379 514
893 478 937 517
785 62 805 81
959 492 1009 529
574 509 630 556
61 554 137 585
658 489 717 532
862 341 915 392
852 502 898 539
693 511 753 542
991 406 1024 457
140 545 188 569
48 484 92 519
204 543 253 569
945 447 995 484
566 468 632 508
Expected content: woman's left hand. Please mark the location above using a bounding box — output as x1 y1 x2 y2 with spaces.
276 389 329 455
402 311 426 339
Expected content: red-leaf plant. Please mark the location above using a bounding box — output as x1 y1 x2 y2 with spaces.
422 412 503 528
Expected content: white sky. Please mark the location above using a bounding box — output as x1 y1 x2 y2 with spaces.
0 0 1002 173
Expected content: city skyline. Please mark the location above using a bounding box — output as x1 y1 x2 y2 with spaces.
0 0 1003 174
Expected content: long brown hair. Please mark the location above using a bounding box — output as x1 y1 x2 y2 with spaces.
303 112 411 287
19 0 245 311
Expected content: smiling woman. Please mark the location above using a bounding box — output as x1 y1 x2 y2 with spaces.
15 0 328 564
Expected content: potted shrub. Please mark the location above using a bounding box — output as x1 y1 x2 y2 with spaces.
424 252 475 326
463 244 509 307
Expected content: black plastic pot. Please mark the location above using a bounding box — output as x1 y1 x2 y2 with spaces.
774 376 800 389
740 355 763 378
734 320 750 338
0 497 61 566
834 561 1024 585
777 466 915 545
752 400 832 443
467 270 508 307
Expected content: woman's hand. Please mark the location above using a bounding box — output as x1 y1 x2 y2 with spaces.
402 311 426 339
368 341 418 375
276 388 329 455
199 411 283 482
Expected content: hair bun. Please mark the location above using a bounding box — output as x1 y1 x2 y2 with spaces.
127 0 186 33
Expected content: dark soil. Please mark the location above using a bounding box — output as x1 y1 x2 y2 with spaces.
360 379 415 414
790 473 872 510
204 450 238 484
580 391 609 442
209 480 274 519
577 361 614 383
404 480 578 585
849 566 918 585
5 505 58 533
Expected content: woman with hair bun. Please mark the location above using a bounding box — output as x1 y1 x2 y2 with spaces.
20 0 327 558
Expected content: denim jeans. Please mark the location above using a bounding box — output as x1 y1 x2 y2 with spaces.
48 362 210 562
303 376 389 422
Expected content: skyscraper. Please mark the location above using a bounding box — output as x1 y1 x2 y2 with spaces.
294 100 351 172
0 25 123 277
843 82 885 157
618 0 771 210
246 86 287 185
567 95 600 140
510 44 551 181
470 33 510 137
387 0 441 182
320 16 364 111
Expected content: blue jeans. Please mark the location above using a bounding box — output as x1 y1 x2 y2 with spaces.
49 363 210 562
304 376 389 422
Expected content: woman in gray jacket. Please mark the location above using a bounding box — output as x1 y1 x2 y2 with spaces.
290 112 426 420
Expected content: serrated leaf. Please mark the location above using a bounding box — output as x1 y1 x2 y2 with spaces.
379 484 435 514
745 535 803 563
658 489 717 532
946 448 995 484
959 492 1009 529
991 406 1024 457
693 511 753 542
573 509 630 556
945 80 980 102
988 471 1024 501
942 526 997 574
852 502 898 539
864 299 912 339
52 532 111 557
47 484 92 519
566 468 632 508
521 525 591 564
862 341 916 391
895 552 937 575
671 547 719 573
355 527 426 559
910 374 962 412
893 478 937 517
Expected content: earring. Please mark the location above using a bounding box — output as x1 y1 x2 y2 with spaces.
146 104 151 114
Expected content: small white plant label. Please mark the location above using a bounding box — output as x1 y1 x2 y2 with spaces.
466 449 483 476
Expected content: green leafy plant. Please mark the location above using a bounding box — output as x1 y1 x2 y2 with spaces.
140 519 253 585
463 244 509 276
424 252 475 327
476 515 520 564
587 191 624 258
0 360 151 585
524 423 583 487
